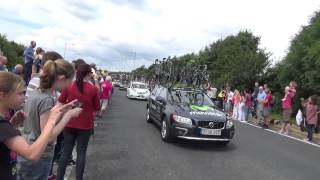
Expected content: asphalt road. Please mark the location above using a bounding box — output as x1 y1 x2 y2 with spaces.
69 89 320 180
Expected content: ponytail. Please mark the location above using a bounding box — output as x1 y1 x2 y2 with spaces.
39 59 75 91
76 63 91 94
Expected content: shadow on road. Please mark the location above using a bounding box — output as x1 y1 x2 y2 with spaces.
148 121 237 152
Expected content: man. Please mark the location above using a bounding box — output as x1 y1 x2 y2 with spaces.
252 82 259 118
256 86 267 126
11 64 23 76
23 40 36 85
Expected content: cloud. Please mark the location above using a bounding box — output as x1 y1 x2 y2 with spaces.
63 0 100 20
0 0 320 71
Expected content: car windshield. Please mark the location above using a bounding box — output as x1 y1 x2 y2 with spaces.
132 84 147 89
169 90 214 106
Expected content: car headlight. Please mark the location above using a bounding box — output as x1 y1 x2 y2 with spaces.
172 115 192 126
226 120 233 128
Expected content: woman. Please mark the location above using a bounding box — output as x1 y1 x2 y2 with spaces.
244 89 252 122
0 71 70 180
57 63 101 180
32 47 45 77
279 83 296 135
302 96 318 142
239 91 246 122
18 59 82 180
232 90 240 120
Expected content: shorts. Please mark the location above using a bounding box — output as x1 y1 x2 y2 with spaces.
263 108 270 117
282 108 292 123
101 99 109 109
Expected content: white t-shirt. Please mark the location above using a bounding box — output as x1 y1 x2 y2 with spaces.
26 76 60 100
26 76 40 98
227 91 234 102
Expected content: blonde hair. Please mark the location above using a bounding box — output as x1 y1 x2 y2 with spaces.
0 71 24 94
39 59 75 91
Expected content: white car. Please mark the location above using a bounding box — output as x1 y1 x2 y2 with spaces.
127 82 150 100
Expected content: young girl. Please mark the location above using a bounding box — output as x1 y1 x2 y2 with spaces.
302 96 318 142
18 59 82 180
57 63 101 180
0 71 70 180
232 90 240 120
239 91 246 122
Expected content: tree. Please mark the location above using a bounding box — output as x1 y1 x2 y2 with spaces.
0 34 25 69
269 10 320 113
201 30 271 90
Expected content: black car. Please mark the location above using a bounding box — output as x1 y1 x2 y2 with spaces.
146 86 235 144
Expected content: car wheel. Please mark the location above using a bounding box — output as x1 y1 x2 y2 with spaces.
161 117 174 142
146 107 152 123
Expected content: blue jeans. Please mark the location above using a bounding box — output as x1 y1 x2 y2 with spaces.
17 155 52 180
243 106 250 122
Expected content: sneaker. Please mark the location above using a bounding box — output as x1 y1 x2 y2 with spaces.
48 174 56 180
67 159 76 166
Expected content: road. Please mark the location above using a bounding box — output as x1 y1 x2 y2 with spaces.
69 89 320 180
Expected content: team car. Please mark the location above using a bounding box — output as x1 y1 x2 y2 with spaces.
146 85 235 144
127 82 150 100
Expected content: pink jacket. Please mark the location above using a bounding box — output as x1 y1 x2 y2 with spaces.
282 92 294 110
101 80 112 100
303 103 318 125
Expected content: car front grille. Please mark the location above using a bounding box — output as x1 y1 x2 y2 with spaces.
198 121 225 129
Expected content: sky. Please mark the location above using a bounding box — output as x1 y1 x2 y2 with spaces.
0 0 319 71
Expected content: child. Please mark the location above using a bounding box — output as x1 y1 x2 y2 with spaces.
18 60 82 180
0 71 72 180
302 96 318 142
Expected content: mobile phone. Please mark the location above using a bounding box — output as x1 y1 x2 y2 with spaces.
73 101 83 108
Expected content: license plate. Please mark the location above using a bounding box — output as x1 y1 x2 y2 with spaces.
200 128 221 136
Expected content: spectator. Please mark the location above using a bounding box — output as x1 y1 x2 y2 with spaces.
279 83 296 135
217 87 226 110
232 90 240 120
26 51 63 98
31 47 45 77
225 87 234 115
11 64 23 76
263 89 273 128
239 91 246 121
263 83 268 90
0 71 68 180
99 75 112 117
0 53 8 72
18 59 81 180
256 86 266 126
244 89 252 122
23 41 36 85
206 83 218 102
302 96 318 142
57 63 101 180
252 82 259 118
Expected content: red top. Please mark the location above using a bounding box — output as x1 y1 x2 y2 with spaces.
59 81 101 130
245 93 252 107
264 94 273 108
233 95 240 105
282 92 294 110
101 80 112 100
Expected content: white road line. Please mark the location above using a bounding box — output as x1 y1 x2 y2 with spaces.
237 121 320 149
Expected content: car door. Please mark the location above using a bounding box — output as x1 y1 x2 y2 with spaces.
149 87 160 121
154 87 167 123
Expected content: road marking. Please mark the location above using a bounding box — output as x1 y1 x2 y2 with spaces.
237 121 320 149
